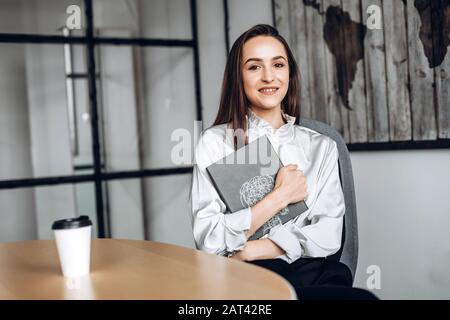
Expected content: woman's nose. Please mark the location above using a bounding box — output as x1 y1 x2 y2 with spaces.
261 67 274 82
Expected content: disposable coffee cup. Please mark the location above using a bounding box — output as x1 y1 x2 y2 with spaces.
52 215 92 278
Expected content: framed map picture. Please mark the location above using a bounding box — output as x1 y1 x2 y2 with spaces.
274 0 450 150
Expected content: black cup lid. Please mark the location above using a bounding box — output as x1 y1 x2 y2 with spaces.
52 215 92 230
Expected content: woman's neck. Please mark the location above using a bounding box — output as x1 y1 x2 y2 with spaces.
249 106 286 129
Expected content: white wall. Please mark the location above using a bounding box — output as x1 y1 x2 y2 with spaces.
352 150 450 299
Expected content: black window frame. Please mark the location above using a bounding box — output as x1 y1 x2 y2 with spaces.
0 0 203 238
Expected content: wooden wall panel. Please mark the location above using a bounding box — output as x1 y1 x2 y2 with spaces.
342 0 368 143
432 1 450 139
323 0 346 141
383 0 412 141
436 54 450 139
273 0 291 43
406 0 437 140
289 0 313 119
362 0 389 142
274 0 449 147
305 0 329 123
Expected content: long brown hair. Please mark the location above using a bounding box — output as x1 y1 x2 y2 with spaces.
213 24 301 150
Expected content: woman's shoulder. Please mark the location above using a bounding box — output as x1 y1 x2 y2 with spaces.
197 123 233 151
200 123 230 142
292 124 338 154
194 123 233 168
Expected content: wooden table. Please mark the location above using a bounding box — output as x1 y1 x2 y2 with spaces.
0 239 296 300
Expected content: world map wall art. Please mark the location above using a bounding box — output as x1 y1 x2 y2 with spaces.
274 0 450 150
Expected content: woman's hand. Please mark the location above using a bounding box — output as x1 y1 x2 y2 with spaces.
230 241 256 261
273 164 308 206
246 165 308 238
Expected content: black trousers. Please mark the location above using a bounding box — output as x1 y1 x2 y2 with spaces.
248 257 378 300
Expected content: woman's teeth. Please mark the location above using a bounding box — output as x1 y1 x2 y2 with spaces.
259 88 278 94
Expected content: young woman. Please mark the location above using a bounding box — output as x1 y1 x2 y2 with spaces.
190 24 373 299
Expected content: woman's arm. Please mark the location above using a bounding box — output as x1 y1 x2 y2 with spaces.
265 139 345 263
247 164 308 238
231 238 284 261
246 188 286 237
191 131 253 255
233 164 310 261
191 130 308 257
191 159 290 255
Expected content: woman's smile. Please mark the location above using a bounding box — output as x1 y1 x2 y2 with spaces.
259 87 279 95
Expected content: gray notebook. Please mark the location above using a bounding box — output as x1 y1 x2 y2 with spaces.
206 134 308 241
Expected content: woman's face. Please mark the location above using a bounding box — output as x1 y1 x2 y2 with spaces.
241 36 289 113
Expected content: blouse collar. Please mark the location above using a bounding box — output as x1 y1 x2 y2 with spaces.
247 109 296 143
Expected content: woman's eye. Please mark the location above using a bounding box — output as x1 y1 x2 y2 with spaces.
274 63 285 68
248 65 260 71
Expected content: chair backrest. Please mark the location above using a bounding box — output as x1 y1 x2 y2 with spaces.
299 118 358 280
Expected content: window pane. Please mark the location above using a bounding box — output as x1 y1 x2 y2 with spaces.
0 0 84 36
93 0 192 39
0 182 98 242
96 44 141 171
0 43 93 180
104 179 145 240
143 175 195 248
103 176 195 243
141 47 197 170
98 45 197 171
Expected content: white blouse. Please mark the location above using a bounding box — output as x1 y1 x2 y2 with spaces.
190 110 345 263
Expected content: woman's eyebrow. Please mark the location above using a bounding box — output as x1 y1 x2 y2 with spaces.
244 56 288 64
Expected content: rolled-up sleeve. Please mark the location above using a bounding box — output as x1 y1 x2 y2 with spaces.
190 131 252 255
268 224 303 262
267 139 345 263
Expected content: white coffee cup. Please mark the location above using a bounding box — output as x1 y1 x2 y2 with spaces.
52 216 92 278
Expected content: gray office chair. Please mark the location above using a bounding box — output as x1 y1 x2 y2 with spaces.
299 118 358 282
